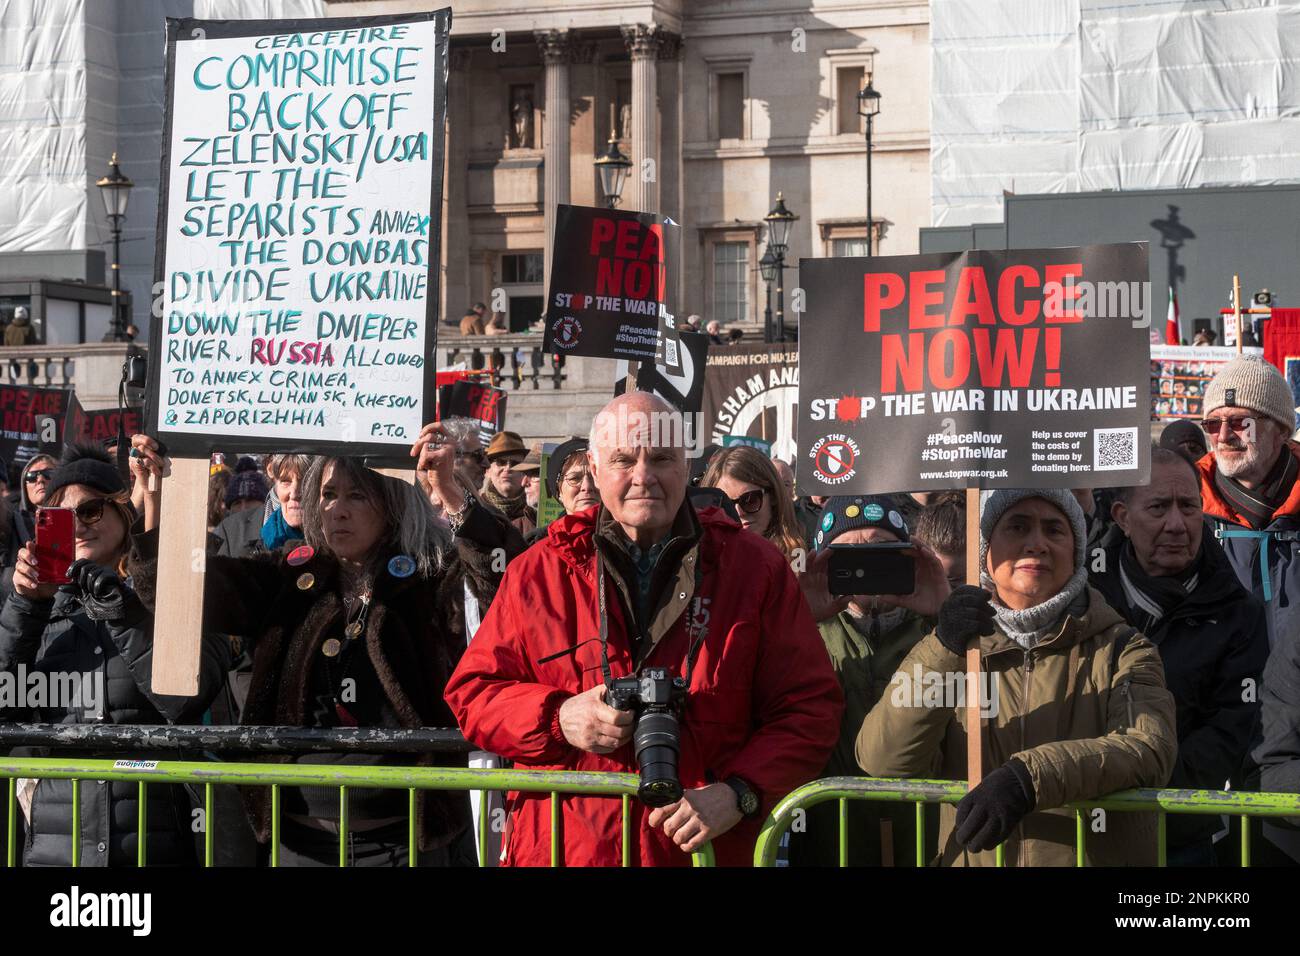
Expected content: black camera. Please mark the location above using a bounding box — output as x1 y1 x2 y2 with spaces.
607 667 687 807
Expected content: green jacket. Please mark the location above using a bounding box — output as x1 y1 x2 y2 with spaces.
856 587 1177 867
820 609 933 778
789 609 934 866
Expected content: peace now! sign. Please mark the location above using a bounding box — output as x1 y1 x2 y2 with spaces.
797 244 1153 496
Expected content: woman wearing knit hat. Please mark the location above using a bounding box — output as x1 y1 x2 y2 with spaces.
856 487 1177 866
0 443 231 865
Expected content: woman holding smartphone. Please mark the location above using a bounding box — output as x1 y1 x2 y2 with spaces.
0 444 230 866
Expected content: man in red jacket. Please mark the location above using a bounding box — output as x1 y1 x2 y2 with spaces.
445 391 843 866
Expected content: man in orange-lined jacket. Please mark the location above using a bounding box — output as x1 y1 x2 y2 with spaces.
445 390 842 866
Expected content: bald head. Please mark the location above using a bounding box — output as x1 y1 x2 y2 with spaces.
588 390 688 547
588 391 684 468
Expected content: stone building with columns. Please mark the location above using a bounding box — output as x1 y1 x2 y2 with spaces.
326 0 931 333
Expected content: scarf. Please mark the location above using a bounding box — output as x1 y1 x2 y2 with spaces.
990 564 1090 650
1214 446 1299 530
481 484 528 521
260 507 298 551
1118 540 1200 636
847 603 911 641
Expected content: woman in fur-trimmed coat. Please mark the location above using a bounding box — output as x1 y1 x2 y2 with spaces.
128 427 525 866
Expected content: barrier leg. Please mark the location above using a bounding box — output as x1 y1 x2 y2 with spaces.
411 788 419 869
550 791 560 867
204 782 213 867
838 797 848 867
71 778 80 867
1157 812 1166 868
138 782 147 867
270 785 280 868
621 794 631 868
7 777 15 867
339 786 348 867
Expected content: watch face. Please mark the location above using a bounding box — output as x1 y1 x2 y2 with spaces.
741 790 759 815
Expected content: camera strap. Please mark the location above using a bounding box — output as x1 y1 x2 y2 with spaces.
594 546 709 688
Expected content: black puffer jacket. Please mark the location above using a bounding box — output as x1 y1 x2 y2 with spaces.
1092 532 1269 849
0 586 231 866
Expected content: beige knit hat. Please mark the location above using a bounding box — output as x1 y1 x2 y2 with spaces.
1203 355 1296 430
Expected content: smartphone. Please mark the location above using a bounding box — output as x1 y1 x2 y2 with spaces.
828 541 916 596
34 507 76 586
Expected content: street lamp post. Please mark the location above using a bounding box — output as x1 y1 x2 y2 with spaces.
594 133 632 209
758 249 777 343
95 152 134 342
763 193 797 342
856 74 881 254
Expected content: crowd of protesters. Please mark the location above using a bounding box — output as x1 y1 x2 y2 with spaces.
0 353 1299 867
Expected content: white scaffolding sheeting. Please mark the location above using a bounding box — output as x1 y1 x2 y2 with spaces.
933 0 1300 226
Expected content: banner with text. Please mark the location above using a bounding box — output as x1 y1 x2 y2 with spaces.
0 386 74 469
147 11 449 458
798 245 1152 494
543 204 679 363
701 343 799 464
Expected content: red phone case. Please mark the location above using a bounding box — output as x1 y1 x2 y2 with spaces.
34 507 75 585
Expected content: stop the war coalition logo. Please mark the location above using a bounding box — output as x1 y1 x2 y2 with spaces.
551 314 582 350
808 433 860 485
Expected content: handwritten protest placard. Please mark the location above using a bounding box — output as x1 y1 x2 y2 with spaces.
543 204 680 363
798 244 1152 495
147 11 449 459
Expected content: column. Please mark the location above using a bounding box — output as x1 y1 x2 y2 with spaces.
621 24 660 214
536 29 573 289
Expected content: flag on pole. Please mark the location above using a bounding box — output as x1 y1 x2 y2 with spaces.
1165 286 1180 345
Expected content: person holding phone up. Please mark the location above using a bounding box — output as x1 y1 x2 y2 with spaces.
789 494 952 866
0 443 231 866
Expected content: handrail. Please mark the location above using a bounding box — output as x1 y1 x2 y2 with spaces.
0 724 472 753
753 776 1300 867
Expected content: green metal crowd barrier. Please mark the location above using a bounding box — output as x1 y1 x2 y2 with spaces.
752 776 1300 867
0 757 715 868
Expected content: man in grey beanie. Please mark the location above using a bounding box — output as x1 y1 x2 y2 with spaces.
1196 354 1300 647
856 487 1176 866
1195 360 1300 864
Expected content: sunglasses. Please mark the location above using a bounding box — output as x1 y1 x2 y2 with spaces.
730 489 766 515
1200 416 1253 436
69 498 113 526
25 470 54 483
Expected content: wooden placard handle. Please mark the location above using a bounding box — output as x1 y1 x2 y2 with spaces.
149 457 209 696
1233 273 1243 355
965 486 983 787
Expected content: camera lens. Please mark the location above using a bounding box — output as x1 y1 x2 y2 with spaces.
633 710 682 808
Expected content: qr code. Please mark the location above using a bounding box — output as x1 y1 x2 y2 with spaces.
663 337 679 366
1093 426 1139 471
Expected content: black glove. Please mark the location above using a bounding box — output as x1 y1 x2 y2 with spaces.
935 585 996 656
954 759 1036 853
68 559 136 623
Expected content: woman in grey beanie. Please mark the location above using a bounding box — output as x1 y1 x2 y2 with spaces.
856 487 1178 866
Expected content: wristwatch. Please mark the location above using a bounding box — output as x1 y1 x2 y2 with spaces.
724 776 760 818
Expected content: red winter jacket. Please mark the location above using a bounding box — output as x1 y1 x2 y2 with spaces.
444 505 843 866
